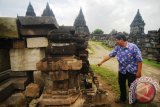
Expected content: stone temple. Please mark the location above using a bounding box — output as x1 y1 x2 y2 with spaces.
26 2 36 16
74 8 90 39
129 9 145 49
0 2 108 107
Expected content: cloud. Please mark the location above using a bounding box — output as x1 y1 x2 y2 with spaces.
0 0 160 34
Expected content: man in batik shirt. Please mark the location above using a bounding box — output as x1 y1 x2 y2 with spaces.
98 34 142 103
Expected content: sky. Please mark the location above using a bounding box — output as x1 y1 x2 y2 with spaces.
0 0 160 34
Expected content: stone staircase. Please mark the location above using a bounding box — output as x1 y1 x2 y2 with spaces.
0 70 29 102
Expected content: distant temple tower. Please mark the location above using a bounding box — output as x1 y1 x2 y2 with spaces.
26 2 36 16
42 2 55 16
74 8 90 37
129 9 145 49
130 9 145 34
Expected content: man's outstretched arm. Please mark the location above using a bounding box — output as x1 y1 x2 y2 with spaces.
97 55 111 66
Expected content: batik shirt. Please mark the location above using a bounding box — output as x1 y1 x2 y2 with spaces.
109 42 142 74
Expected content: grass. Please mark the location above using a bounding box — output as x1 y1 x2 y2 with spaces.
143 59 160 69
91 64 119 95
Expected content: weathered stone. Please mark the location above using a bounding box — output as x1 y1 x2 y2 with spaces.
39 93 80 106
12 39 26 49
0 69 10 82
25 83 40 97
9 71 27 77
37 57 82 71
3 93 26 107
13 77 28 90
10 48 45 71
68 71 79 89
147 48 159 54
17 16 58 37
144 38 150 43
0 49 11 72
0 79 14 102
46 43 76 55
33 71 44 88
49 71 68 81
52 80 69 90
27 37 48 48
0 17 18 38
144 43 152 48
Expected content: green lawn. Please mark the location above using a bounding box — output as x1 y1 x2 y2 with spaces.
143 59 160 69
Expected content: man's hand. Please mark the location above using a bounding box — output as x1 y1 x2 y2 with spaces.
97 55 110 67
97 63 102 67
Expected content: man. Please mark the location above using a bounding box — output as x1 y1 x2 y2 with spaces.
97 34 142 103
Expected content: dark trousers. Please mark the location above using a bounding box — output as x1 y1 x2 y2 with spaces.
118 72 136 101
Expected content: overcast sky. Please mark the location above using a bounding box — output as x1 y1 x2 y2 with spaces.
0 0 160 34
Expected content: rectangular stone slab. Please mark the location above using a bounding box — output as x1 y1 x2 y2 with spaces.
10 48 45 71
27 37 48 48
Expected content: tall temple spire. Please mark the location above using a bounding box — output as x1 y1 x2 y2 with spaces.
130 9 145 27
74 8 86 27
26 2 36 16
42 2 55 16
130 9 145 34
73 8 90 36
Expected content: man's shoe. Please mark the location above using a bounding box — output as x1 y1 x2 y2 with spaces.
115 98 126 103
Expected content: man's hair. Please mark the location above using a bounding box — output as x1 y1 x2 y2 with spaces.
115 34 127 41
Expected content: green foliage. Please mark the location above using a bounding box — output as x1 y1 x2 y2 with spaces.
91 64 119 94
92 29 104 35
143 59 160 69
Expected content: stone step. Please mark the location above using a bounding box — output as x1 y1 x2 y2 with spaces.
12 77 29 90
0 77 29 102
0 69 10 82
9 71 28 77
0 79 15 102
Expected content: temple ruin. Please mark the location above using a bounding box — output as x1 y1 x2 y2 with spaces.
129 9 160 62
0 2 107 107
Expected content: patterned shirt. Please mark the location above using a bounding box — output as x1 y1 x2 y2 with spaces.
109 42 142 74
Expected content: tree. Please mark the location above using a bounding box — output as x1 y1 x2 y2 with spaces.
92 29 104 35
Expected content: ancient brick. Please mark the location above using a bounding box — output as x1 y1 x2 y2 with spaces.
4 93 26 107
33 71 44 88
10 48 45 71
12 39 26 49
13 77 28 90
25 83 40 97
27 37 48 48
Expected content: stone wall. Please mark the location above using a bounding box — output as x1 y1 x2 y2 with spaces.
142 30 160 61
0 49 10 72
